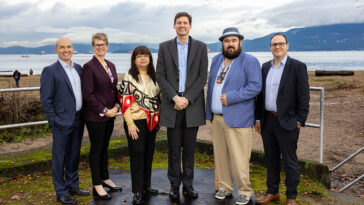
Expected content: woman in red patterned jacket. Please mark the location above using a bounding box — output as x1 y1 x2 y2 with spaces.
118 45 160 205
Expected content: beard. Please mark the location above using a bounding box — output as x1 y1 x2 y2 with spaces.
222 45 242 59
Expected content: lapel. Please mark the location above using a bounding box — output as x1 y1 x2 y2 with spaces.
167 38 178 69
92 56 113 86
223 52 244 86
278 56 291 94
74 64 82 77
55 60 75 99
187 36 195 70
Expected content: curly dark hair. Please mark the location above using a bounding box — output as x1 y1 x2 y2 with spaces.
128 45 156 84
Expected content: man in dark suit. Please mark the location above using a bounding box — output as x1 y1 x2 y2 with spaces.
156 12 208 202
40 37 89 204
255 33 310 205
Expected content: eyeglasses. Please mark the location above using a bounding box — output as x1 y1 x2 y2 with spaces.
270 42 287 47
94 43 107 48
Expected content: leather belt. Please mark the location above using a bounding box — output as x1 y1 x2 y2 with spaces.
178 92 184 97
265 110 278 117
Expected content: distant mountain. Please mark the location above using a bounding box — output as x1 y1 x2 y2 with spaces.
243 23 364 51
207 23 364 52
0 23 363 54
0 43 159 54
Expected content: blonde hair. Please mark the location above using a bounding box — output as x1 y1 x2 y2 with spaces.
92 33 108 45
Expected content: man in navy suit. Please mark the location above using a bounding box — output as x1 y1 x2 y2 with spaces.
255 33 310 205
205 27 262 205
40 37 89 204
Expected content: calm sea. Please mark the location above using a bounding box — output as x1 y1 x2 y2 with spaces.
0 51 363 75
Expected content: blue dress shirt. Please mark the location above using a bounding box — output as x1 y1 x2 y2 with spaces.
265 55 287 112
59 59 82 111
177 38 188 92
211 60 234 114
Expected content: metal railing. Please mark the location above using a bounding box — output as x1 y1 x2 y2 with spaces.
329 147 364 193
305 87 325 163
1 86 325 162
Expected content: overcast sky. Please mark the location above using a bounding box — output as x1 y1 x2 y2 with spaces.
1 0 364 47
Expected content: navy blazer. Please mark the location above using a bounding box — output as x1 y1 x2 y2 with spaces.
255 56 310 131
82 56 118 122
40 61 82 128
206 52 262 127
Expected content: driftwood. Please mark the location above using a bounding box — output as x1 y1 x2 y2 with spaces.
315 70 354 76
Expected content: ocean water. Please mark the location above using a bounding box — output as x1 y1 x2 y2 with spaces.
0 51 363 75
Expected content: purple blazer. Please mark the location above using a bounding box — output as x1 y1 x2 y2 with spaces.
82 56 118 122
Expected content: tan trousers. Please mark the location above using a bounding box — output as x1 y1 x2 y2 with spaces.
212 114 253 197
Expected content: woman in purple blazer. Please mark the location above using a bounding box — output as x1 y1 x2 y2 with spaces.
82 33 122 200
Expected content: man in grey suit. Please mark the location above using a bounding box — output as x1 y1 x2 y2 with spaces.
156 11 208 202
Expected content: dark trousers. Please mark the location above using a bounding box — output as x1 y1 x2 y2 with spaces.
86 119 114 186
261 113 300 199
124 119 157 193
15 79 19 87
52 114 84 197
167 109 198 190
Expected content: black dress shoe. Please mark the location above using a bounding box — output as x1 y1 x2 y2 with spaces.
169 188 180 202
92 187 111 200
69 188 90 196
143 187 159 195
101 182 123 192
183 186 198 199
57 194 77 204
133 192 142 205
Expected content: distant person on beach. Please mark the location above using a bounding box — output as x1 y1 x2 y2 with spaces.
118 46 160 204
13 69 21 87
40 37 90 204
156 12 208 202
82 32 122 201
205 27 262 205
254 33 310 205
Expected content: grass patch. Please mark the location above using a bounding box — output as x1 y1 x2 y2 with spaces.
0 132 329 204
0 125 51 143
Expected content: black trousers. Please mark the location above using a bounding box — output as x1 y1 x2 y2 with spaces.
52 114 84 197
124 119 157 193
86 119 114 186
261 113 300 199
167 109 198 190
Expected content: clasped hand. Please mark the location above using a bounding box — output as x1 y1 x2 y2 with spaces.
105 106 118 118
174 96 189 110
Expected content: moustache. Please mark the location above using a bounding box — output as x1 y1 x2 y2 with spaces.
227 46 235 50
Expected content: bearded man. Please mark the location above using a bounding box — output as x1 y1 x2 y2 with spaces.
205 27 262 205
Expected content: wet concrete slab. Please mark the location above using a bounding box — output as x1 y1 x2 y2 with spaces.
89 168 256 205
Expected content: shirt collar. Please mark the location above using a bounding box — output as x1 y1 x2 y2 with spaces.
176 38 189 46
58 58 74 69
271 55 288 67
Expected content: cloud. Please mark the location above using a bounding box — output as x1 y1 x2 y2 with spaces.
0 0 363 47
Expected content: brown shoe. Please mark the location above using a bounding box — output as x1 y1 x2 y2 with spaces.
256 193 280 205
286 198 297 205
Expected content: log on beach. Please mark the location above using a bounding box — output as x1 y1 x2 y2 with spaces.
315 70 354 76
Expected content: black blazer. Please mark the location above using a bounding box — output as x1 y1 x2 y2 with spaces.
255 56 310 131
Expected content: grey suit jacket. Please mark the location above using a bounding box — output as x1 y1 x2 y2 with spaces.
156 37 208 128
